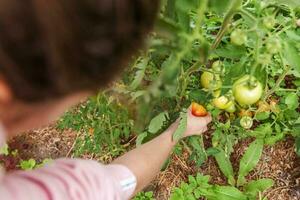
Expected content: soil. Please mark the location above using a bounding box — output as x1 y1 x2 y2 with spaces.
1 125 300 200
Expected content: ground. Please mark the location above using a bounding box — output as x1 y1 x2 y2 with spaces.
1 124 299 200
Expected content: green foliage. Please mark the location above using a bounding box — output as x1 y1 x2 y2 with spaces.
237 139 264 186
170 174 272 200
133 191 155 200
56 0 300 198
285 93 299 110
214 148 235 186
58 94 133 157
19 158 52 170
148 112 169 134
244 179 274 197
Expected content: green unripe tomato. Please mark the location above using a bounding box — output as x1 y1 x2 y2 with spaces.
212 61 225 74
212 89 221 97
225 103 236 113
200 72 222 90
263 16 276 29
233 75 263 106
266 38 282 54
240 116 253 129
230 29 247 46
212 96 233 110
258 53 272 65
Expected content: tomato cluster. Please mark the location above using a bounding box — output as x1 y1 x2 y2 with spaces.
200 61 265 129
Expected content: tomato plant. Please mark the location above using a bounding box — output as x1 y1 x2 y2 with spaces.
123 0 299 198
58 0 300 199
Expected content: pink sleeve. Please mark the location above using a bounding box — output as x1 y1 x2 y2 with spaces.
0 159 137 200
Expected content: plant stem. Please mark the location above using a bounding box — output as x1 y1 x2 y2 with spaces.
211 0 243 50
263 65 291 100
181 140 192 155
239 8 257 21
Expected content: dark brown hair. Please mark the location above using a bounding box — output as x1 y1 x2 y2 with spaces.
0 0 159 102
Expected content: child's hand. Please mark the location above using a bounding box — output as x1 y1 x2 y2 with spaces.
183 106 212 137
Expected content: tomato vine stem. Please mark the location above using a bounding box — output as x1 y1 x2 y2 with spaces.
263 62 291 101
211 0 243 50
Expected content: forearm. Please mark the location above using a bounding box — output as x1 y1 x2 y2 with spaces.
112 122 178 193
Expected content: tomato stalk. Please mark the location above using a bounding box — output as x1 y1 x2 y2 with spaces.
181 140 192 155
177 0 209 105
238 9 257 22
211 0 243 50
263 65 291 101
249 26 262 86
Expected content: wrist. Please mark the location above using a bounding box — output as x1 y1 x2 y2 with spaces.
164 121 180 146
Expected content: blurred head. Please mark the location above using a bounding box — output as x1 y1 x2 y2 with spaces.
0 0 159 135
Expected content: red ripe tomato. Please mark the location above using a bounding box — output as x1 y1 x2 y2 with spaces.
191 102 208 117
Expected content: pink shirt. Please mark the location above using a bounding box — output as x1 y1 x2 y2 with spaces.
0 128 137 200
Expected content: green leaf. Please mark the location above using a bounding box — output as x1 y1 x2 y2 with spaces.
213 45 247 59
175 0 200 12
206 147 220 156
244 179 274 196
275 0 300 7
136 132 148 146
209 186 248 200
208 0 231 14
285 93 299 110
214 148 235 185
264 132 285 145
256 112 270 120
189 136 207 166
283 41 300 73
155 17 182 39
173 111 188 141
237 139 264 186
148 111 169 134
195 174 211 187
188 89 208 104
286 30 300 42
20 159 36 170
130 58 148 90
161 54 180 85
222 58 247 93
249 123 272 138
